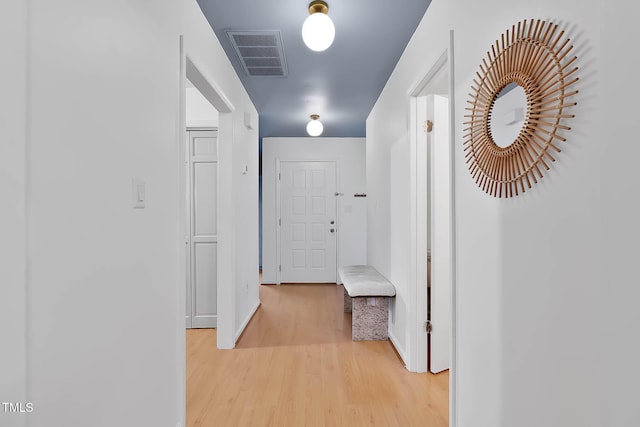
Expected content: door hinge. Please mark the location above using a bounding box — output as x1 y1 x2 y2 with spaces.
426 320 432 334
424 120 433 133
278 218 281 226
278 172 281 181
279 265 281 272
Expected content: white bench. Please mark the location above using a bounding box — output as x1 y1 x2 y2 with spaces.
338 265 396 341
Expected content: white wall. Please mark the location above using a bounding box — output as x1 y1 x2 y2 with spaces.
388 139 410 352
599 5 639 426
0 1 28 426
0 0 259 426
367 0 639 425
186 86 219 128
233 110 260 339
262 137 367 284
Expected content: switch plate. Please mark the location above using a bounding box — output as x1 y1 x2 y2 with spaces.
244 112 254 129
132 178 146 209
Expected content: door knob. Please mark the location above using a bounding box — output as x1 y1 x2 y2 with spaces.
330 220 335 224
330 228 335 233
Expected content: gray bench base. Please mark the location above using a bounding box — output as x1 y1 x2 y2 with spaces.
344 288 389 341
344 288 352 313
339 265 395 341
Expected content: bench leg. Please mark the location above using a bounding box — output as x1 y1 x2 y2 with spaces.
343 288 352 313
352 297 389 341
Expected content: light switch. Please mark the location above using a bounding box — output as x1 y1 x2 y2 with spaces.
244 112 254 130
132 178 145 209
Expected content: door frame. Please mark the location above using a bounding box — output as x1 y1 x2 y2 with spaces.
407 30 457 426
177 35 236 426
275 159 340 284
182 45 235 348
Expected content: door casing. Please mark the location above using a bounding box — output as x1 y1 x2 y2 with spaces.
407 29 457 426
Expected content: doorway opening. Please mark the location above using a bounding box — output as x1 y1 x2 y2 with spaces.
178 35 238 427
184 78 219 329
180 49 236 348
408 30 456 425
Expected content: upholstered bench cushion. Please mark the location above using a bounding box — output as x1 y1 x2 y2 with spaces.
339 265 396 297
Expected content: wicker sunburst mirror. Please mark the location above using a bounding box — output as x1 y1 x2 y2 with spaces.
464 19 579 197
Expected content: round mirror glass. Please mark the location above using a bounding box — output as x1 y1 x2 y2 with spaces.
489 83 527 148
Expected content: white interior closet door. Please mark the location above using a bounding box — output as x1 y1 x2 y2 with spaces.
186 130 218 328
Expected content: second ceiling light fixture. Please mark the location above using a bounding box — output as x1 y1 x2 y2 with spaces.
307 114 323 136
302 0 335 52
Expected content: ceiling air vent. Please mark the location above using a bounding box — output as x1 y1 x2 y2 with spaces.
226 30 288 77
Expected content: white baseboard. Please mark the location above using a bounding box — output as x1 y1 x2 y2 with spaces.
388 329 408 368
234 299 261 342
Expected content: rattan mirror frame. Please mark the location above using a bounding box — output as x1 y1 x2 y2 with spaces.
464 19 579 198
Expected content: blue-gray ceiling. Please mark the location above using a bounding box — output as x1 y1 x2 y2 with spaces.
196 0 431 138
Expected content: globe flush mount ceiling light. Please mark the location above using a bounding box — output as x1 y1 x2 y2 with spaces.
306 114 323 136
302 1 335 52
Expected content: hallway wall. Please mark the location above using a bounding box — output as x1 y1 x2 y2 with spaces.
367 0 638 425
0 2 28 427
261 137 367 284
1 0 258 426
186 86 219 128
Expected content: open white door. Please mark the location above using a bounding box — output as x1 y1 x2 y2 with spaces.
428 95 452 373
279 161 337 283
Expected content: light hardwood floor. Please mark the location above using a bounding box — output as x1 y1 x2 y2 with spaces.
187 284 448 427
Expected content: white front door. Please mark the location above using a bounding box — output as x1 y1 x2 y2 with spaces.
186 130 218 328
428 95 452 373
279 161 337 283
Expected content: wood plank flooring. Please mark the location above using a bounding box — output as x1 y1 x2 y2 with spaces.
186 284 448 427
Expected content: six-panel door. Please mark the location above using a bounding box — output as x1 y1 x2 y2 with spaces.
280 161 337 283
186 130 218 328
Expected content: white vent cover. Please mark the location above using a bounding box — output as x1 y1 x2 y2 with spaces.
226 30 288 77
